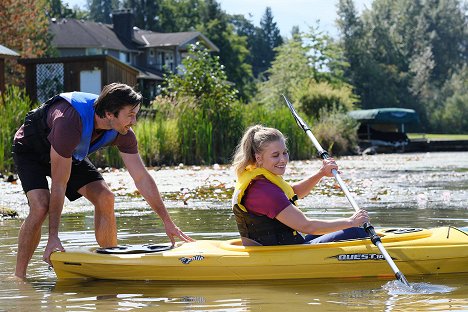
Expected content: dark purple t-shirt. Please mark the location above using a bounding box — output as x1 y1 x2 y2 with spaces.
14 99 138 157
241 177 292 219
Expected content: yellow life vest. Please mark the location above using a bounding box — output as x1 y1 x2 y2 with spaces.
232 166 298 212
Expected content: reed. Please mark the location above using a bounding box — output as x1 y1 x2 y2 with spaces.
242 104 315 160
0 86 34 172
89 103 321 168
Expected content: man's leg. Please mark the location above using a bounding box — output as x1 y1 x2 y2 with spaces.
78 180 117 247
15 189 50 279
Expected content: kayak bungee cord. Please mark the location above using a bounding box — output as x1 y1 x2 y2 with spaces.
282 94 411 287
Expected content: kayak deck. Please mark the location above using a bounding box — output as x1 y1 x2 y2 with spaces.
51 226 468 281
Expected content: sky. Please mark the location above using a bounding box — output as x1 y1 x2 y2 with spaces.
63 0 374 38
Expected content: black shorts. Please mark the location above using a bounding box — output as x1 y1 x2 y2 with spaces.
12 151 104 201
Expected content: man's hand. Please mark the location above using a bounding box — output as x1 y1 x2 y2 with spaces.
163 221 195 246
43 236 65 266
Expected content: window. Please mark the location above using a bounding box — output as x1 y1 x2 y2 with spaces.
86 48 103 55
119 52 130 63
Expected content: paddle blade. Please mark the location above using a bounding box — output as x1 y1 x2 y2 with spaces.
396 272 411 287
281 94 310 132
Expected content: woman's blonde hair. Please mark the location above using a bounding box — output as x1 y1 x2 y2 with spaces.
232 125 286 177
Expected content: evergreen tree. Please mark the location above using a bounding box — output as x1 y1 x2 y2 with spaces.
47 0 77 18
253 7 283 78
123 0 160 31
88 0 117 23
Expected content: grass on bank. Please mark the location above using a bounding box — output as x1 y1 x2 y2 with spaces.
408 133 468 140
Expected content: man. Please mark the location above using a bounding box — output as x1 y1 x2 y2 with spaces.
12 83 193 279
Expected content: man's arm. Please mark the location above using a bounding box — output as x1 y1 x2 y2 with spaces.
43 146 72 265
120 152 194 244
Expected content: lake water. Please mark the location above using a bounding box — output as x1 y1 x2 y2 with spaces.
0 152 467 311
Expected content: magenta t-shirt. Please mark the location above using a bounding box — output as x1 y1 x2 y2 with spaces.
241 177 292 219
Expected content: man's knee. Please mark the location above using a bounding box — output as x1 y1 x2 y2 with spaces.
25 190 49 224
95 188 115 211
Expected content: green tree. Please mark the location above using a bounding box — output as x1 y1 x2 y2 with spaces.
87 0 118 23
337 0 468 132
253 7 283 78
255 37 311 107
164 43 237 104
47 0 77 18
432 66 468 133
161 43 243 163
122 0 160 31
196 0 253 100
228 14 257 70
123 0 253 100
154 0 202 32
303 25 349 85
256 28 350 108
337 0 370 98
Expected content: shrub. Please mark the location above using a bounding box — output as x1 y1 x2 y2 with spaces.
313 108 359 155
292 80 358 119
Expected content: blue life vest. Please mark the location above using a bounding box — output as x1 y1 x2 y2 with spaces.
59 92 118 161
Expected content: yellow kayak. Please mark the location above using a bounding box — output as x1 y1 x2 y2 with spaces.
51 226 468 281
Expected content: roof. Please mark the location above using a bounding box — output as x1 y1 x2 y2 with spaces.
50 19 218 52
0 44 20 58
131 64 164 81
49 19 142 52
348 108 420 124
135 30 219 51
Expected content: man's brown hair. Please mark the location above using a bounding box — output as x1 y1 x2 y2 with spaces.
94 83 142 118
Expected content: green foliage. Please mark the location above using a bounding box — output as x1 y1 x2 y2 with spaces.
313 108 359 155
0 86 34 172
242 104 316 160
47 0 77 18
252 7 283 78
87 0 118 24
242 103 358 158
89 146 122 169
165 43 237 104
255 38 311 107
430 67 468 133
292 81 358 119
160 43 244 164
302 25 349 85
337 0 468 132
133 116 179 166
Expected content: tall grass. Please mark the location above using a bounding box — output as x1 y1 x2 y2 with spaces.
135 116 179 166
0 87 357 171
90 101 357 168
242 104 316 160
0 86 34 172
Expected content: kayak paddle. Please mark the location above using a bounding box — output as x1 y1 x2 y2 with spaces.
282 94 411 287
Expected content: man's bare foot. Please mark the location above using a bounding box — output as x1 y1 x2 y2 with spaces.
8 274 26 282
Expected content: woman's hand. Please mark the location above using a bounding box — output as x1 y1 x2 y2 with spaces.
319 158 339 177
348 209 369 227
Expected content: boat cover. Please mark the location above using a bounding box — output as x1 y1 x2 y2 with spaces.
348 108 419 124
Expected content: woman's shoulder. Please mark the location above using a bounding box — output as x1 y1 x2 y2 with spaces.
249 177 286 197
244 177 292 218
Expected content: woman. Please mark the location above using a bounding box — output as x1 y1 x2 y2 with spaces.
232 125 369 246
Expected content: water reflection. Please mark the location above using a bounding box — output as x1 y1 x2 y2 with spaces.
4 275 464 311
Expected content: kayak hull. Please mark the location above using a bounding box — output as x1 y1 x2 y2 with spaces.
51 227 468 281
